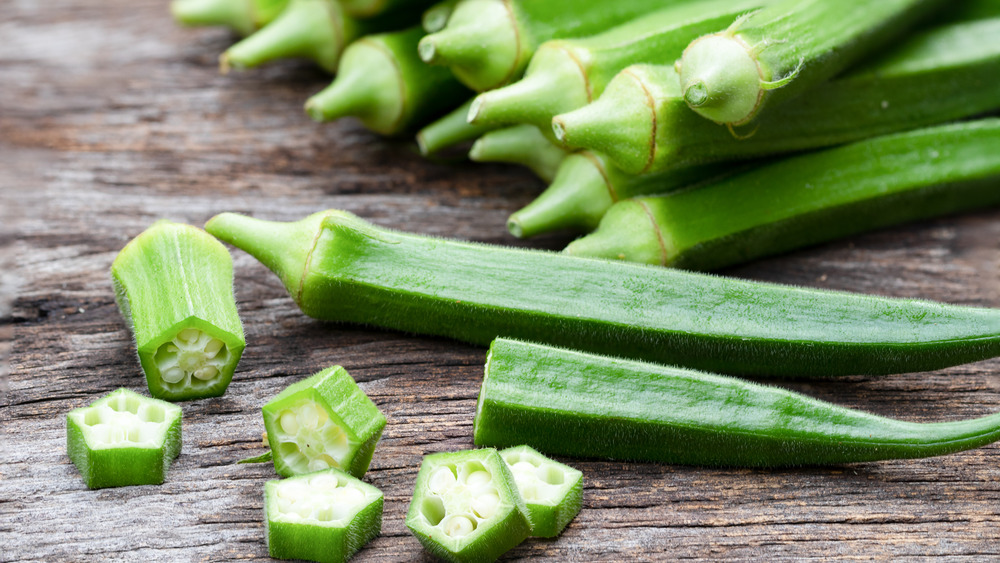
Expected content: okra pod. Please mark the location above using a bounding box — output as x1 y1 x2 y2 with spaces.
265 468 383 563
263 365 386 478
206 210 1000 377
475 338 1000 466
674 0 941 127
508 151 731 238
416 99 496 156
468 125 568 183
171 0 289 36
468 0 767 132
406 448 531 562
67 389 182 489
338 0 436 19
422 0 457 32
112 220 245 401
567 119 1000 270
305 27 469 135
418 0 703 92
500 446 582 538
555 18 1000 174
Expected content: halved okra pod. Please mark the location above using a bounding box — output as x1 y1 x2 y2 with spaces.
475 339 1000 466
67 389 182 489
406 448 531 562
206 210 1000 377
265 468 383 563
416 99 497 156
567 119 1000 270
674 0 942 129
468 0 767 133
554 17 1000 175
112 220 245 401
501 446 582 538
305 27 469 135
171 0 289 36
263 365 386 478
468 125 568 182
418 0 705 92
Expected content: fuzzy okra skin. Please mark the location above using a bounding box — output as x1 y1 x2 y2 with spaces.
265 468 383 563
112 220 245 401
475 339 1000 466
468 0 767 132
500 446 582 538
567 119 1000 270
263 365 386 478
171 0 289 36
406 449 531 562
555 18 1000 175
418 0 706 92
206 210 1000 378
416 99 497 156
468 125 568 183
674 0 943 127
67 389 182 489
305 27 469 135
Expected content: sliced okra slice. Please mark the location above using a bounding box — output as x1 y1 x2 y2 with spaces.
265 468 383 563
501 445 582 538
66 388 182 489
263 366 386 479
406 448 531 563
111 220 245 401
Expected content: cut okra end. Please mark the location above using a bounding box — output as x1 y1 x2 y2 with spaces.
406 448 531 563
265 468 383 563
66 388 182 489
263 366 386 479
501 446 582 538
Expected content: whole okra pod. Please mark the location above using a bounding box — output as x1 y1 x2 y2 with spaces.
305 27 469 135
171 0 289 36
475 339 1000 466
468 125 568 182
206 210 1000 378
554 18 1000 175
567 119 1000 270
416 99 497 156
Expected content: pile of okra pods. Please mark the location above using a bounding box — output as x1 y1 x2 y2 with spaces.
64 0 1000 561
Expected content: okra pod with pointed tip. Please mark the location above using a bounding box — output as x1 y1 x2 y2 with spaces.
567 120 1000 270
206 209 1000 377
475 339 1000 466
171 0 289 36
305 27 469 135
416 99 497 156
422 0 457 32
674 0 941 128
418 0 705 92
555 18 1000 175
468 125 568 182
468 0 767 132
112 220 245 401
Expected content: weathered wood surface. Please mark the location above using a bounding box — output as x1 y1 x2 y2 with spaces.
3 1 1000 561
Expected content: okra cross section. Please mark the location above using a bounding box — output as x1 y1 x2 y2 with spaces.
501 446 582 538
263 366 386 479
112 220 245 401
66 388 182 489
265 468 383 563
406 449 531 562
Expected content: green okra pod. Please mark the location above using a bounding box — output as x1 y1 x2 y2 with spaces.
171 0 289 36
475 338 1000 466
468 0 767 132
422 0 457 32
468 125 568 183
206 209 1000 378
67 389 182 489
567 119 1000 270
305 27 469 135
112 220 245 401
554 17 1000 174
500 446 582 538
674 0 942 128
417 0 707 92
416 99 497 156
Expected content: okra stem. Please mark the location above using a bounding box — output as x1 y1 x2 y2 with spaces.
416 99 496 156
207 210 1000 377
468 125 568 182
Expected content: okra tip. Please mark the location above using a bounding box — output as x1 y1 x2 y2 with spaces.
221 0 344 73
467 71 558 127
170 0 246 30
677 33 773 126
421 1 453 33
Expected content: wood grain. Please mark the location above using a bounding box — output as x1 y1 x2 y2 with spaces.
2 1 1000 561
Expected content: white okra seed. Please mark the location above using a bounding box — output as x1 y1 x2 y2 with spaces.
429 467 457 493
472 491 500 519
465 470 492 487
444 515 476 537
279 411 300 434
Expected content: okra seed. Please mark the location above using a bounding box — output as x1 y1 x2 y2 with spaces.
178 328 200 343
511 461 536 474
429 467 458 493
193 366 219 381
309 473 341 491
465 470 492 488
472 492 500 519
204 338 224 356
443 515 476 538
280 411 300 434
162 367 185 384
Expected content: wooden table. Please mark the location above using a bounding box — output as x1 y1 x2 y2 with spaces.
3 1 1000 560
